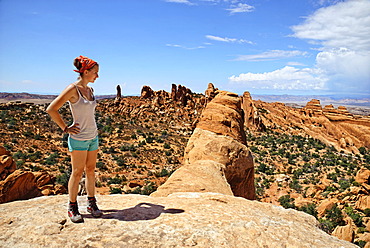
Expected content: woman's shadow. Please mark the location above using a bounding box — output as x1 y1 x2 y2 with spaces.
84 203 184 221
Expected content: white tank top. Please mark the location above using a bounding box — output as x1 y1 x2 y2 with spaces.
68 84 98 140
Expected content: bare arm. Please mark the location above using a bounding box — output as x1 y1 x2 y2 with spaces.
46 84 80 134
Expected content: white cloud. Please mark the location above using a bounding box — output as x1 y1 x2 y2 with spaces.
227 3 254 14
291 0 370 51
165 0 194 5
287 62 306 66
234 50 308 61
206 35 254 44
315 47 370 92
290 0 370 94
229 66 327 90
230 0 370 94
166 44 205 50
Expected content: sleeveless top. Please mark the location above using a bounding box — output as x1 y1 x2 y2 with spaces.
68 84 98 140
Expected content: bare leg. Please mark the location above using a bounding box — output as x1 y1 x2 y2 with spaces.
85 149 98 197
69 150 88 202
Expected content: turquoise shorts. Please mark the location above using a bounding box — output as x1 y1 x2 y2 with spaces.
68 136 99 152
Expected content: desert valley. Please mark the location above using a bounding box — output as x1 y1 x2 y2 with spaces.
1 84 370 247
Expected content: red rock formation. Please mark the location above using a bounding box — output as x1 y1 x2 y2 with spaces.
196 91 246 144
356 196 370 211
355 168 370 185
152 90 256 200
332 224 355 242
116 85 122 99
205 83 218 102
141 85 154 99
303 99 323 117
0 170 42 203
241 91 266 132
0 147 16 180
251 99 370 153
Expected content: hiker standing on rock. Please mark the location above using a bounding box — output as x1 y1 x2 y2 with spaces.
47 55 103 223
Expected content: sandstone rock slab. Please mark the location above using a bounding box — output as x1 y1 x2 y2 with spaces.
0 193 358 248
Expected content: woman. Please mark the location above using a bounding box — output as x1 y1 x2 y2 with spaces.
47 55 102 223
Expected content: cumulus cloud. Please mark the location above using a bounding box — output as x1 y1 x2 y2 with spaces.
291 0 370 94
234 50 308 61
230 0 370 94
206 35 254 44
316 47 370 92
229 66 327 90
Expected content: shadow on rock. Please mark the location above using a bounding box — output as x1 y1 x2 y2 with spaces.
84 203 185 221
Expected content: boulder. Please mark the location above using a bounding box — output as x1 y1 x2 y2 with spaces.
317 199 337 217
0 155 16 180
332 224 354 242
0 170 42 203
355 168 370 185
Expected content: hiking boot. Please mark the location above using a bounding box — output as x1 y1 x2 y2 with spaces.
68 202 84 223
87 197 103 218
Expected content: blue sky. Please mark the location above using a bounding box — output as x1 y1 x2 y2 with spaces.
0 0 369 96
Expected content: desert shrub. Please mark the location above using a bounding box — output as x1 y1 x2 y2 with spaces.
278 195 296 209
355 240 366 248
345 206 363 226
96 161 108 171
16 160 25 169
107 175 126 185
45 152 59 165
156 168 169 177
323 204 345 232
14 151 27 160
56 172 70 188
299 203 318 219
164 143 171 149
359 147 367 155
110 187 122 194
289 179 302 193
363 208 370 217
145 136 155 143
318 219 336 234
338 179 351 191
141 182 157 195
